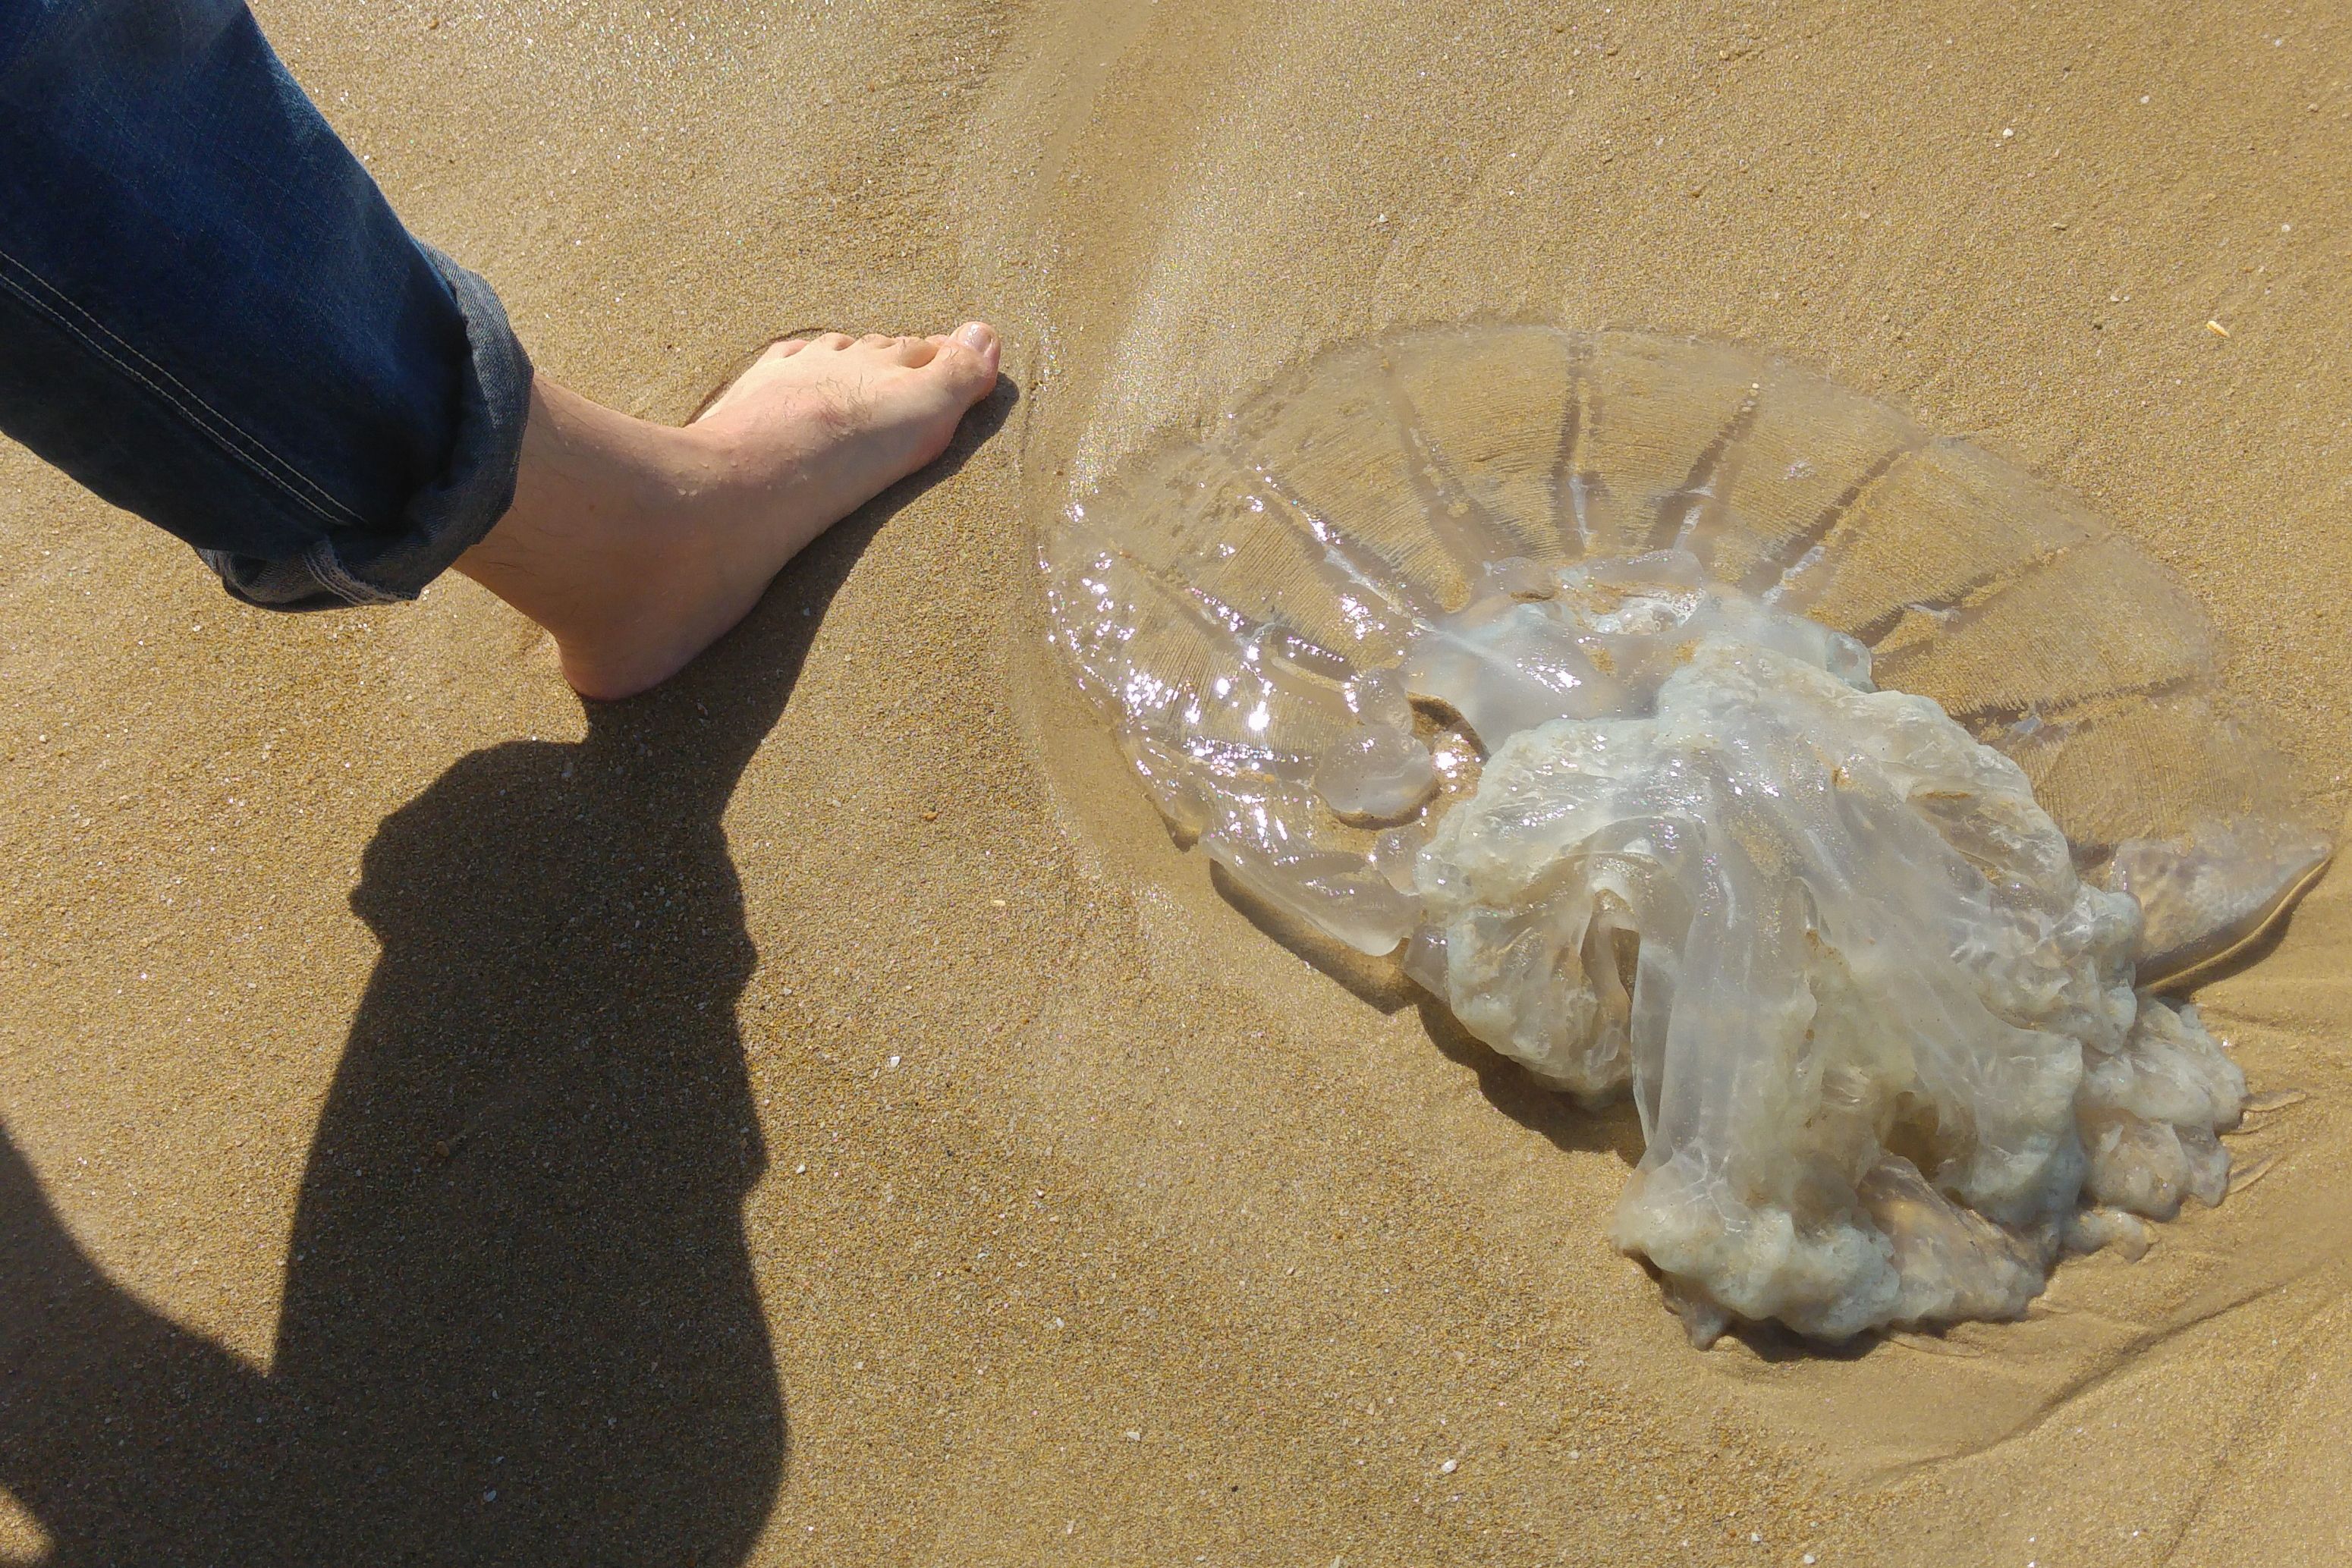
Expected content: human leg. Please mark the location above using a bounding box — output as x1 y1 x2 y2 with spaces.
0 1 999 696
0 0 529 607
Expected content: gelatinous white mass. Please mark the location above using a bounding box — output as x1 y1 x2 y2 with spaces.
1040 325 2332 1343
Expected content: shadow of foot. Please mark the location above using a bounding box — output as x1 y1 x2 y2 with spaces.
0 383 1014 1565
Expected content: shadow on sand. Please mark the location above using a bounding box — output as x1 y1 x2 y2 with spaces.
1209 863 1646 1167
1215 870 1936 1359
0 384 1012 1565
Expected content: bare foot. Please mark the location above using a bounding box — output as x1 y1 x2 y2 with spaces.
455 323 1001 700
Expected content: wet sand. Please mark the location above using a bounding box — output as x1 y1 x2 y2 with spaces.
2 1 2348 1562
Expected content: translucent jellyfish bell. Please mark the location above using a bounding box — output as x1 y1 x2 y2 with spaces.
1039 324 2333 1344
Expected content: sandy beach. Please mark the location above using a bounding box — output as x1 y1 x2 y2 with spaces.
2 0 2348 1561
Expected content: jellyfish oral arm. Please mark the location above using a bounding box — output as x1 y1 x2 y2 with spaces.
1041 326 2322 1344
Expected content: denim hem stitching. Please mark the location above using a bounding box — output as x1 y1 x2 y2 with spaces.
299 539 404 605
0 244 371 530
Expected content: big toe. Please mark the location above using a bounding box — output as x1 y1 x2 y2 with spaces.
926 322 1001 405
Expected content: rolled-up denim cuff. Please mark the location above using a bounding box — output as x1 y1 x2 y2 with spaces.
201 247 532 609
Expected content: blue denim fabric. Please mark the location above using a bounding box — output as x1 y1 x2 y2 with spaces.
0 0 531 608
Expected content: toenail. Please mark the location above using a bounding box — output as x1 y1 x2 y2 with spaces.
954 322 998 351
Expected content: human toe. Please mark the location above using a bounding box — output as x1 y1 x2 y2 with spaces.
925 351 996 407
769 338 811 359
926 322 1000 399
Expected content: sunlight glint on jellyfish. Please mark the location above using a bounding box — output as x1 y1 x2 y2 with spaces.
1040 325 2332 1344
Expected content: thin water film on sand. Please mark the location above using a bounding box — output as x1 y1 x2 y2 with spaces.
1040 325 2332 1344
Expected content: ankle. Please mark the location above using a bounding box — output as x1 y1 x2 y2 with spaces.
457 388 659 602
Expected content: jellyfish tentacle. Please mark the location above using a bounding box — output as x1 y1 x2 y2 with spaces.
1041 323 2332 1342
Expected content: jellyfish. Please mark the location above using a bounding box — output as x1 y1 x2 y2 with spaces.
1038 325 2332 1344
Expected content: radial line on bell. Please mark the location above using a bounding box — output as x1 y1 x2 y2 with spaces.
1749 438 1923 604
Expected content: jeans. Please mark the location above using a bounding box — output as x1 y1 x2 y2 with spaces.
0 0 530 608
